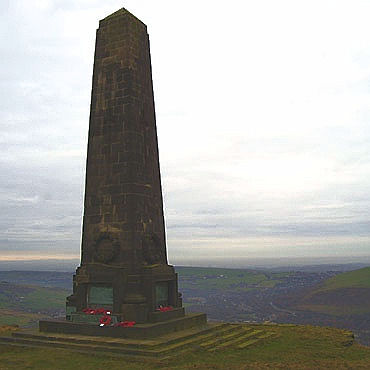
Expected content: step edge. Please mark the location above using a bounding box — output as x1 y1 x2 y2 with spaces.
0 337 163 357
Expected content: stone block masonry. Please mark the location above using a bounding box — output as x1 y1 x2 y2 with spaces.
81 8 167 270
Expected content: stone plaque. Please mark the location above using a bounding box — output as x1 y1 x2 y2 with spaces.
155 282 169 307
88 286 113 306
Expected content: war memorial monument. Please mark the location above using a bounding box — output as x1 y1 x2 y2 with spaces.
36 8 208 337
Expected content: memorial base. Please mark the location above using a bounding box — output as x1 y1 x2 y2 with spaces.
39 312 207 339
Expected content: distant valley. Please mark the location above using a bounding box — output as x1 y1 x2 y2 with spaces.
0 264 369 346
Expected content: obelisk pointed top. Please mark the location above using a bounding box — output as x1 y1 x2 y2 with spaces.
102 7 129 20
100 7 146 27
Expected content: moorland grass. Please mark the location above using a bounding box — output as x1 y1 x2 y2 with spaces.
0 324 369 369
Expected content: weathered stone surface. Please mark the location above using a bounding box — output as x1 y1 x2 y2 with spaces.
82 8 167 267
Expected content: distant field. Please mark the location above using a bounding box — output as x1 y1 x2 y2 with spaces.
176 266 288 291
0 282 68 312
0 310 45 327
0 271 72 290
0 281 68 327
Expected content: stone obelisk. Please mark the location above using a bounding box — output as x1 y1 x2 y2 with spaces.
65 8 183 323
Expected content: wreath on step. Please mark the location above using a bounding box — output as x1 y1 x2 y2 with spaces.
82 307 136 328
157 305 173 312
99 315 112 326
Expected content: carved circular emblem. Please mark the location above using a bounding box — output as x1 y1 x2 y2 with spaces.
94 234 119 264
142 232 165 265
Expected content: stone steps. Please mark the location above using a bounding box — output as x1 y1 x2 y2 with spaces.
12 332 157 350
0 323 276 358
237 338 260 349
208 329 263 351
156 324 242 353
154 322 230 349
0 323 231 358
200 325 249 349
13 324 221 349
236 331 276 350
0 337 157 358
10 322 227 351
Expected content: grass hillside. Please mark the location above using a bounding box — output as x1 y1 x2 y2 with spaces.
318 267 370 291
0 324 369 369
296 267 370 316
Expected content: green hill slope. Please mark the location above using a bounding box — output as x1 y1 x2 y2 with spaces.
318 266 370 291
296 267 370 316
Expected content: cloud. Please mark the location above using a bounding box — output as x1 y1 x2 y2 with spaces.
1 0 370 264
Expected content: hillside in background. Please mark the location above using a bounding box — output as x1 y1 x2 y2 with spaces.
0 281 68 327
319 267 370 289
294 267 370 316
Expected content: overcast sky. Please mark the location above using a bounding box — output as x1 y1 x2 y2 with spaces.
1 0 370 266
